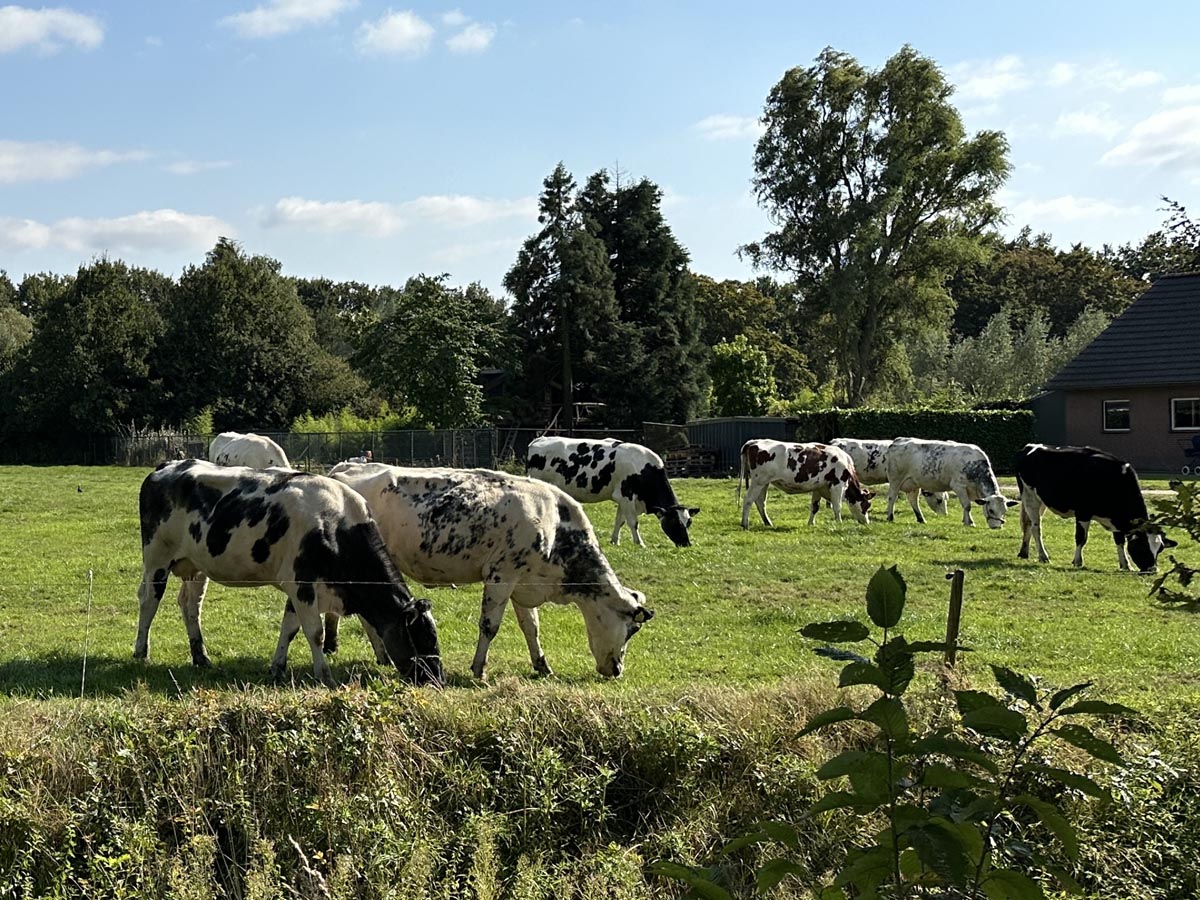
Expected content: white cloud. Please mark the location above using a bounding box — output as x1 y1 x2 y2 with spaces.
1163 84 1200 105
431 236 522 264
950 55 1032 101
1046 59 1163 93
446 21 495 53
144 35 163 47
220 0 356 39
1047 62 1076 86
0 5 103 54
164 160 234 176
694 114 763 142
0 140 148 183
265 197 402 235
1101 105 1200 172
400 194 535 226
1007 194 1141 222
1053 105 1121 140
441 9 468 26
356 10 434 57
0 209 232 254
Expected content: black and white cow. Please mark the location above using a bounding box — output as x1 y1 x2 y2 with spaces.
885 437 1016 528
326 462 654 679
1015 443 1177 572
830 438 949 516
739 439 873 528
209 432 290 469
525 437 699 547
135 460 444 686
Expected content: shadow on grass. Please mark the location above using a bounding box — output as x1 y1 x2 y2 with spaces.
931 556 1026 570
0 653 479 697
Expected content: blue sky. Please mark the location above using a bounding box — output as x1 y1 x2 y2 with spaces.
2 1 1199 294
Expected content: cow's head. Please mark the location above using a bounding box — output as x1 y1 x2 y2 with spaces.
651 504 700 547
382 597 444 687
976 495 1018 528
587 588 654 678
1127 521 1178 574
921 490 949 516
845 483 874 524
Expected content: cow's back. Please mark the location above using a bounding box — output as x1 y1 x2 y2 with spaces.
526 437 633 503
831 438 890 483
210 432 290 468
888 438 978 489
1016 444 1146 522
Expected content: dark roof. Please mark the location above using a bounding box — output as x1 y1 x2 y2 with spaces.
1045 272 1200 390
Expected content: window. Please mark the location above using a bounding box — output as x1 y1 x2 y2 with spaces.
1103 400 1131 432
1172 397 1200 431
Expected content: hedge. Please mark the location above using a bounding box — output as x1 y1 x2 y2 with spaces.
792 409 1035 475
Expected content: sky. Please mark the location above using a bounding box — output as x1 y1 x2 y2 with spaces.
2 1 1199 296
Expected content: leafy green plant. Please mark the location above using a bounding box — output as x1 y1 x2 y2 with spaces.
1151 481 1200 610
651 565 1136 899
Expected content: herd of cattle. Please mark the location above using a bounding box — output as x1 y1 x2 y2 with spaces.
134 431 1177 688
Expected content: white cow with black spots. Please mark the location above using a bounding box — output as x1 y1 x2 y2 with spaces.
831 438 949 517
525 437 699 547
884 437 1016 528
135 460 444 686
209 432 290 469
327 462 654 679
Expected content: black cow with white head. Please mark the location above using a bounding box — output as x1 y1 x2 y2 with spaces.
525 437 699 547
134 460 443 686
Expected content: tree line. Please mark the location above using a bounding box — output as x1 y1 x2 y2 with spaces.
1 45 1198 441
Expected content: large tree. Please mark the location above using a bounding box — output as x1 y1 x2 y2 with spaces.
742 46 1010 405
504 163 621 428
1111 197 1200 282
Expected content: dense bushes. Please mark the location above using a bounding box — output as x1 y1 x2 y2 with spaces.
793 408 1035 474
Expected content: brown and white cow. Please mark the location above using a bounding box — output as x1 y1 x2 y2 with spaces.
326 462 654 679
739 439 873 529
135 460 444 686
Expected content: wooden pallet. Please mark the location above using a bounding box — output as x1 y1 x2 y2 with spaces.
664 446 718 478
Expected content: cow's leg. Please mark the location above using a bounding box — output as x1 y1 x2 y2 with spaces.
905 490 927 525
176 575 211 667
1018 497 1032 558
740 483 754 529
1114 532 1130 571
610 506 624 545
323 611 341 655
886 482 899 522
956 489 974 526
360 619 391 664
808 493 821 525
133 565 170 660
270 599 302 679
1073 519 1091 567
296 586 334 685
627 508 645 546
1031 502 1050 562
829 487 844 523
512 604 552 676
754 485 772 527
470 580 515 680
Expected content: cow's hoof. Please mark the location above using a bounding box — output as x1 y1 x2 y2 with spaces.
1038 554 1050 563
132 648 148 660
1017 548 1028 559
268 665 287 682
323 636 340 655
470 665 486 680
533 656 553 677
192 655 212 668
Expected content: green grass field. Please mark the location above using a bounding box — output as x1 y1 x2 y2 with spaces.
1 466 1196 710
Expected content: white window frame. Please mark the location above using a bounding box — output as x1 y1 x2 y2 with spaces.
1102 399 1131 433
1171 396 1200 432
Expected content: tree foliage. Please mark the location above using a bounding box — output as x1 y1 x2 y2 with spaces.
742 45 1010 406
709 335 778 417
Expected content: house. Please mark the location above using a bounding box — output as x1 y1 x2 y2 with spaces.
1031 272 1200 474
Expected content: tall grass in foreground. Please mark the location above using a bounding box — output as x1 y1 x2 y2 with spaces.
1 681 1197 899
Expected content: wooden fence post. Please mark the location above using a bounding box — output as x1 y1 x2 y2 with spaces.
944 569 965 668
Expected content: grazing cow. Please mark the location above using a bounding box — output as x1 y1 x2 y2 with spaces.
526 437 699 547
326 462 654 679
831 438 949 516
884 437 1016 528
209 432 290 469
134 460 443 686
739 439 873 528
1015 443 1177 572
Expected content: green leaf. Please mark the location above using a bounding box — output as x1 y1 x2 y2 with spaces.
719 831 768 856
911 735 1000 774
990 665 1040 708
848 755 894 804
646 862 733 900
801 620 871 642
1026 765 1108 799
866 565 906 628
1053 724 1126 766
875 637 916 696
817 887 847 900
809 790 874 814
1058 699 1138 719
1013 794 1079 860
755 857 806 892
760 821 801 849
861 697 909 740
833 845 894 890
798 706 857 737
955 690 1002 715
1049 682 1092 710
838 662 890 692
816 750 887 781
961 706 1028 742
922 763 989 791
982 868 1047 900
907 823 970 887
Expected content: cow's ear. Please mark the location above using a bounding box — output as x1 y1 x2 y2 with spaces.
1006 499 1018 508
1164 536 1179 549
414 598 433 614
632 607 654 624
687 507 701 516
650 506 665 519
